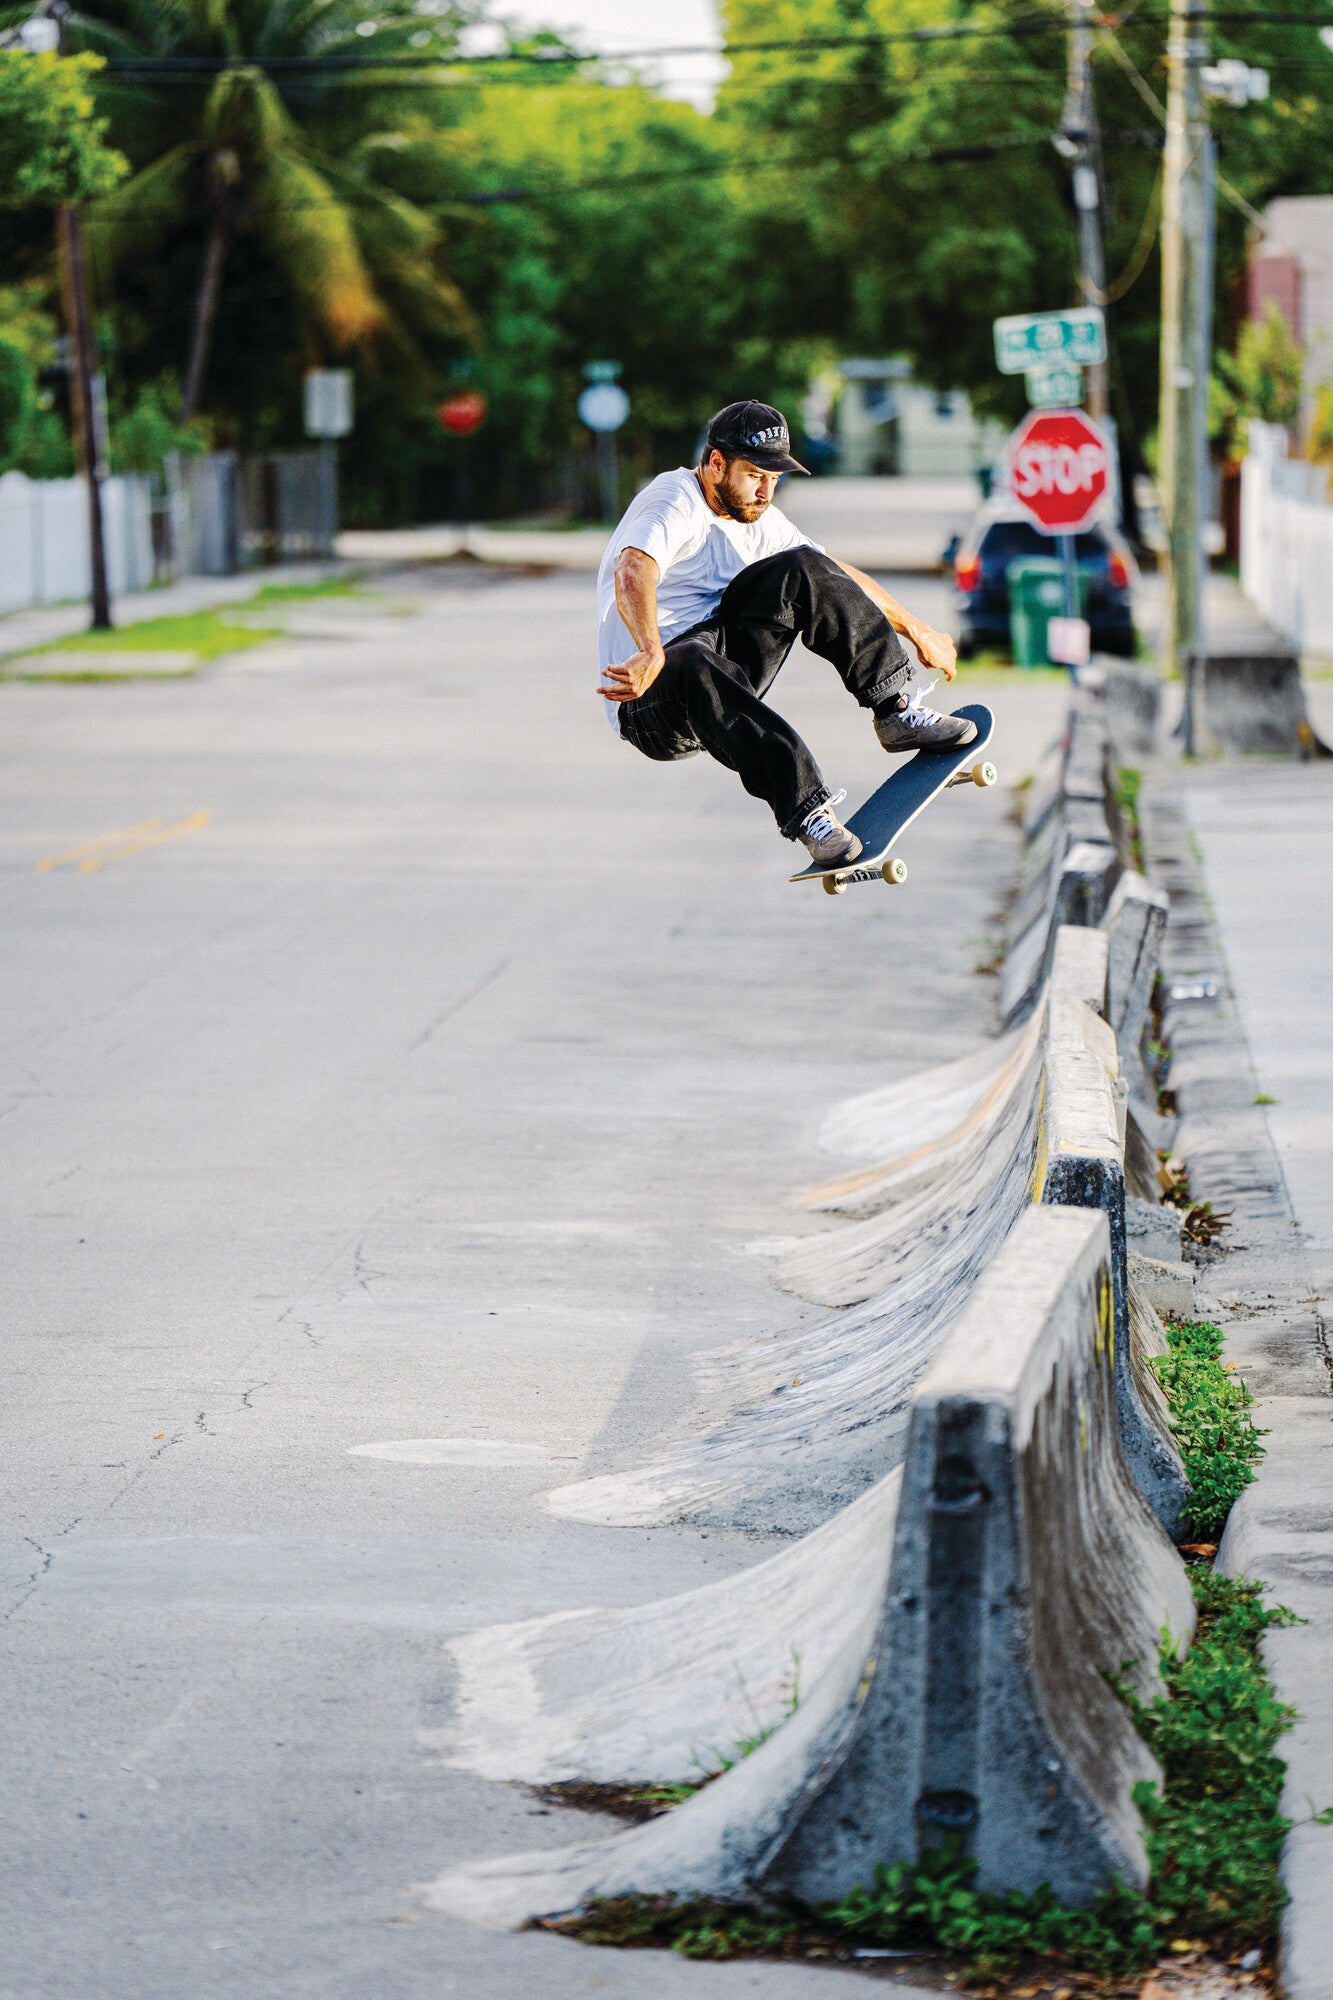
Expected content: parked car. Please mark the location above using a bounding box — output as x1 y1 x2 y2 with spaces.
947 500 1137 658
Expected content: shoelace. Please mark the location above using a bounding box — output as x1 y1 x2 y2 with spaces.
898 679 941 729
802 789 848 843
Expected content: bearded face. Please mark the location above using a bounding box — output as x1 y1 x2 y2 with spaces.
710 455 779 523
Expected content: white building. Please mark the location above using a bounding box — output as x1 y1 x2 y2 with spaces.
827 359 1007 478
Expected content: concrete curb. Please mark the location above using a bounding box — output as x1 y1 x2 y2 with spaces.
1139 774 1333 2000
420 1208 1194 1931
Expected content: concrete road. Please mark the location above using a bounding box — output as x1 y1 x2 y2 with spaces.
1 563 1065 1999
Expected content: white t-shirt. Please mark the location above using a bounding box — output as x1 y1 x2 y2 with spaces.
596 468 820 725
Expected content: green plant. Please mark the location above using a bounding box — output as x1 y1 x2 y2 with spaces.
1216 303 1304 440
1152 1320 1266 1539
1117 764 1145 869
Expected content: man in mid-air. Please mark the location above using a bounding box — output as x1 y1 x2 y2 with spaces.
597 399 975 867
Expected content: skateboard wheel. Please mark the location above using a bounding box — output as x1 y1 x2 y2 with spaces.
881 857 907 886
972 761 998 788
823 874 847 896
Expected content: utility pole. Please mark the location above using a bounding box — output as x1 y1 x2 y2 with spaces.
50 0 111 629
1063 0 1109 421
1158 0 1212 747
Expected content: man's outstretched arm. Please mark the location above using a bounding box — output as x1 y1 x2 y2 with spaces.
600 547 667 702
833 557 958 681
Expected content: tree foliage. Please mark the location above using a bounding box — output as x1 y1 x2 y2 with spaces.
1 0 1330 522
0 48 126 208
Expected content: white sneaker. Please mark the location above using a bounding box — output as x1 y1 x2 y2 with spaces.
798 790 862 866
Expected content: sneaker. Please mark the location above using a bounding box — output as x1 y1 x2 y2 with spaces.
874 681 978 754
798 791 862 866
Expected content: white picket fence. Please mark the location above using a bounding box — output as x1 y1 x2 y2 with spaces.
1240 420 1333 655
0 469 155 614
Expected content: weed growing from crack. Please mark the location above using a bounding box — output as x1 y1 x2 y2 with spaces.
1152 1320 1266 1539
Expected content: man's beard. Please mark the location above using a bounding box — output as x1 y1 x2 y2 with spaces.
715 468 770 523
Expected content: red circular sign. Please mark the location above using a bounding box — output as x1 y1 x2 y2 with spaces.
437 391 487 436
1007 408 1110 534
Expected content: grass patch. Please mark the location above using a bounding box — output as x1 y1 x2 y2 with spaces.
248 574 363 602
1152 1320 1266 1540
22 607 282 662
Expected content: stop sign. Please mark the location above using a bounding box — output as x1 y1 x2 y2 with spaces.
437 391 487 436
1007 408 1110 534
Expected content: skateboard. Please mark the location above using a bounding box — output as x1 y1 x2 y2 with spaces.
790 702 997 896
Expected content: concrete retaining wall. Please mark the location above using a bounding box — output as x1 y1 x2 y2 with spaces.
423 1208 1194 1931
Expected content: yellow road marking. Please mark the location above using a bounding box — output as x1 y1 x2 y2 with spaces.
36 817 165 872
37 811 210 875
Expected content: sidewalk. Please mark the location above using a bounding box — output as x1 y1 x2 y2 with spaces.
1164 762 1333 2000
0 559 346 659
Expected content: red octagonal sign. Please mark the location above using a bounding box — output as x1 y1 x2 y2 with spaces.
1007 408 1110 535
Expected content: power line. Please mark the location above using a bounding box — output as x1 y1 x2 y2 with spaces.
90 17 1078 78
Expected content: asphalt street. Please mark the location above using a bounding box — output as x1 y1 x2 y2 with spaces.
1 560 1066 1998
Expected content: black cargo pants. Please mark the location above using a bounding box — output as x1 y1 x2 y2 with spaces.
617 546 913 837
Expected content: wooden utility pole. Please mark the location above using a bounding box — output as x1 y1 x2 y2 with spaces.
50 0 111 630
1064 0 1109 420
57 205 111 629
1159 0 1212 746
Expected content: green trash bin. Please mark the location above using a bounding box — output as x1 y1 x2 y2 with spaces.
1007 557 1090 668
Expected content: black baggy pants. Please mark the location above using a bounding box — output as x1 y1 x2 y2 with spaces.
617 547 913 837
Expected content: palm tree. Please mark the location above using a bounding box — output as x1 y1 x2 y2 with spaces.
70 0 470 419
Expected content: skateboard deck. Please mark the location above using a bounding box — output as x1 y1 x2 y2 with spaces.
790 702 996 895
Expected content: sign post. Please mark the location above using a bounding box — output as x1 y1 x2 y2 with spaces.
578 363 630 522
1006 406 1112 667
303 369 353 560
1024 361 1084 409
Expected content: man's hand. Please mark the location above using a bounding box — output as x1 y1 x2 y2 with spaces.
906 624 958 682
599 645 666 703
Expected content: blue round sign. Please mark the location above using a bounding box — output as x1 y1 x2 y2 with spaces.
578 381 630 433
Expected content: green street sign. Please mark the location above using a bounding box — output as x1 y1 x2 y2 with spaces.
1025 361 1085 408
993 308 1106 375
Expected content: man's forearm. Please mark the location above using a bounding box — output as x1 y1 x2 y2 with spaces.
614 549 665 661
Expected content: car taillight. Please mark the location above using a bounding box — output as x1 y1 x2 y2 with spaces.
955 555 982 593
1107 550 1131 589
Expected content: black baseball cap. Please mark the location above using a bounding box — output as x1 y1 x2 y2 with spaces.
705 400 809 475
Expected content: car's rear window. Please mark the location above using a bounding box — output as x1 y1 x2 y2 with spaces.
978 522 1108 559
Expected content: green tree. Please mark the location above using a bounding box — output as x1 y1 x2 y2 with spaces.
0 47 126 207
1216 300 1304 433
71 0 469 419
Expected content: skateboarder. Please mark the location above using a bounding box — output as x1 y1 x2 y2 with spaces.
597 399 976 867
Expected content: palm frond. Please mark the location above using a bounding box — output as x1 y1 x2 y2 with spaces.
86 143 195 266
253 147 385 345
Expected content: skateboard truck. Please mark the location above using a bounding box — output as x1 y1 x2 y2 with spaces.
946 760 999 790
823 855 908 895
